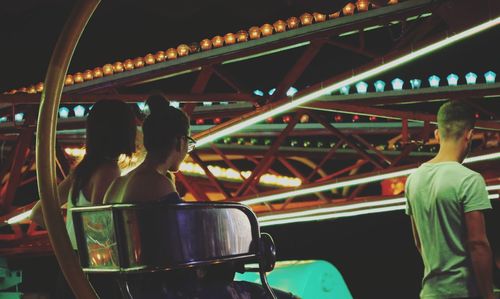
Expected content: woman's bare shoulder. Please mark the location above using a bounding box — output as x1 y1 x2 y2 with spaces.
133 172 175 198
112 170 175 203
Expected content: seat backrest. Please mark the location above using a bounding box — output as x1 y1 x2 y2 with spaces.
71 202 260 273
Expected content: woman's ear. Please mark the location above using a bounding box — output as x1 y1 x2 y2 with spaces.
466 129 474 142
434 129 440 143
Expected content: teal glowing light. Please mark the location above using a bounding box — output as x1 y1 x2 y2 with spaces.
73 105 86 117
355 81 368 94
465 72 477 84
484 71 496 83
253 89 264 96
410 79 421 89
59 107 70 118
339 85 350 95
15 113 24 122
202 101 212 106
286 87 298 97
268 88 276 95
0 116 7 123
220 101 229 105
137 102 146 111
170 101 180 108
374 80 385 92
446 73 459 86
236 260 352 299
391 78 404 90
194 18 500 148
428 75 440 87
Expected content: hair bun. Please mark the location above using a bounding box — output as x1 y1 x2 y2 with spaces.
146 95 171 115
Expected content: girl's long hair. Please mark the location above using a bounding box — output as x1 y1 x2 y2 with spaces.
71 100 136 203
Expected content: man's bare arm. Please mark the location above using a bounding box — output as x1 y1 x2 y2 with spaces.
465 210 494 299
410 217 422 255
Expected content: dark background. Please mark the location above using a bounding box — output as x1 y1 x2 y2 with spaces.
2 0 499 298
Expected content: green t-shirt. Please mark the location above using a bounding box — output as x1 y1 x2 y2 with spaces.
405 162 491 299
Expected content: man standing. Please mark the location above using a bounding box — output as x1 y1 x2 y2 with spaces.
405 101 494 299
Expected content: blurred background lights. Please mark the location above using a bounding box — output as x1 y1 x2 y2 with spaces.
428 75 440 87
484 71 496 83
410 79 421 89
59 107 70 118
286 86 298 96
465 72 477 84
391 78 404 90
340 85 350 95
374 80 385 92
73 105 86 117
355 81 368 94
446 73 459 86
14 113 24 122
253 89 264 96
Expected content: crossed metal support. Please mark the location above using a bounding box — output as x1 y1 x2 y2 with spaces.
0 127 34 214
236 115 300 197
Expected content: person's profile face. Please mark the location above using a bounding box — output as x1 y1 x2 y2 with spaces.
170 136 190 172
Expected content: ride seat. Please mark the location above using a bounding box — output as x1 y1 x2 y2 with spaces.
71 202 277 298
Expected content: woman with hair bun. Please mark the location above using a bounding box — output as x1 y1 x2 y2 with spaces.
103 96 297 299
103 95 195 204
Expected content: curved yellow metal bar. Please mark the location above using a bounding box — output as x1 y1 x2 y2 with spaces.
36 1 100 298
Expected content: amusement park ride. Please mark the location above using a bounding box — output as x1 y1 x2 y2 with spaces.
0 0 499 297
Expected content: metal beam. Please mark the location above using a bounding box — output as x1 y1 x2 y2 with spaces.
0 92 257 104
175 172 210 201
271 39 326 100
184 66 214 116
0 127 33 213
189 152 232 199
212 66 251 95
304 101 500 131
308 111 385 169
317 159 370 183
327 39 378 58
306 140 343 181
235 116 299 197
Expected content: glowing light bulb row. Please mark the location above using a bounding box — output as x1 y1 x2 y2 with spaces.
179 162 301 187
339 71 497 95
4 1 392 95
217 134 444 153
63 147 301 188
0 105 93 121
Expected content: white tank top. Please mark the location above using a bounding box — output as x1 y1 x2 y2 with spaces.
65 188 91 249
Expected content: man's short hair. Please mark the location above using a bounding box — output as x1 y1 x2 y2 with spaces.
437 101 475 140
